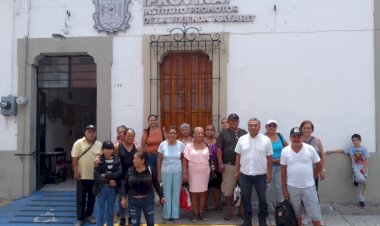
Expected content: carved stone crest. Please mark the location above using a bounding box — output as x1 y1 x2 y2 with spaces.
93 0 131 34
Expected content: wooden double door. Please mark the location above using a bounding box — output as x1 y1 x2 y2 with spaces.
160 52 213 130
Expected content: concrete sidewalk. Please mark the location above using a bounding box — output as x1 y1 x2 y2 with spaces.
0 180 379 225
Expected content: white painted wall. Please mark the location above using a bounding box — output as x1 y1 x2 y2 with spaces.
0 0 375 158
0 0 18 151
111 36 144 140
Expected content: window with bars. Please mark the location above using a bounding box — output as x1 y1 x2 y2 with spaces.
37 56 96 88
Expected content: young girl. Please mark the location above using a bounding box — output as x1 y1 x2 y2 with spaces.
94 141 122 226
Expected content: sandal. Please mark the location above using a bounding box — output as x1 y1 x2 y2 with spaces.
191 214 197 223
224 213 232 221
198 214 207 221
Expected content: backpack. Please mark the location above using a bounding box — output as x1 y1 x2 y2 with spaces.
275 199 298 226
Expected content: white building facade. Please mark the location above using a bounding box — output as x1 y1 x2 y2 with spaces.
0 0 379 202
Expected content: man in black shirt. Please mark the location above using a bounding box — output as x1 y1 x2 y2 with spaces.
217 113 247 220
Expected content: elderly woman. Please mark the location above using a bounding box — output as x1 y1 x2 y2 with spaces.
300 120 326 225
157 126 185 223
182 127 210 223
264 119 288 204
114 125 127 145
121 151 166 226
179 123 192 144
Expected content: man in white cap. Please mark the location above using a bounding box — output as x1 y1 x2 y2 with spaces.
71 125 102 226
281 127 322 226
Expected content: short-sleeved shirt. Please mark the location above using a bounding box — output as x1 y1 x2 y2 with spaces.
217 128 247 164
158 140 185 173
235 133 273 175
280 143 320 188
71 137 102 180
344 145 369 170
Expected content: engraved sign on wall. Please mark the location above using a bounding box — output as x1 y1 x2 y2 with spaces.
144 0 255 24
93 0 132 33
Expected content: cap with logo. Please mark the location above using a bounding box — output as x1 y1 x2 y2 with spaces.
290 127 302 136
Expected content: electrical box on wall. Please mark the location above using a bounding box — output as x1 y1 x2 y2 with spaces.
1 96 17 116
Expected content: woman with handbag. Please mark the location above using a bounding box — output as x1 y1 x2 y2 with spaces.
157 125 185 223
182 127 210 223
203 124 222 214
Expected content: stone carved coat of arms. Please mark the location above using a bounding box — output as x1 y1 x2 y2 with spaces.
93 0 131 33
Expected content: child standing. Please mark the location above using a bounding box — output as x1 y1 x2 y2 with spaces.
326 134 369 207
94 141 122 226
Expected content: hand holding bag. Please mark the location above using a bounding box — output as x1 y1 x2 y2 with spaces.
180 185 192 211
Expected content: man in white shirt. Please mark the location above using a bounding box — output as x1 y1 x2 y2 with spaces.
280 127 322 226
235 118 273 226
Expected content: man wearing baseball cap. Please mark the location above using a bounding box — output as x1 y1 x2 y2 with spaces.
280 127 323 226
71 125 102 226
216 113 247 220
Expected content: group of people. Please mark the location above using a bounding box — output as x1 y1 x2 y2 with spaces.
71 113 369 226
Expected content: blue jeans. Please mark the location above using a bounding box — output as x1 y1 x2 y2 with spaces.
117 179 128 221
128 193 155 226
96 185 116 226
353 167 368 202
240 173 268 225
162 171 182 219
147 153 158 178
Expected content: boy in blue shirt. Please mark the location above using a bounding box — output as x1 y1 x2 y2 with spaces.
327 134 369 207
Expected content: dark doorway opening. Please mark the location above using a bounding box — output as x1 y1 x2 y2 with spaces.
36 55 97 189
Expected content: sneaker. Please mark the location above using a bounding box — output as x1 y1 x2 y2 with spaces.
360 201 366 207
302 215 311 225
75 220 84 226
86 216 96 224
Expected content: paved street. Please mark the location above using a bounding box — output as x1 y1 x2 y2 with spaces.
0 180 379 225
